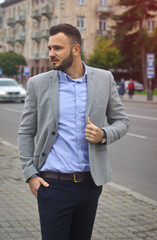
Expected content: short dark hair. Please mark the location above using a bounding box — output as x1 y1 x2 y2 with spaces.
49 23 82 47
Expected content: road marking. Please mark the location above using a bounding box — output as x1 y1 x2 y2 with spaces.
127 133 147 139
0 140 17 150
3 107 23 113
127 114 157 121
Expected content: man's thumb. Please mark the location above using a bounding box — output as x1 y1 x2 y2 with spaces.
87 117 93 125
40 178 49 187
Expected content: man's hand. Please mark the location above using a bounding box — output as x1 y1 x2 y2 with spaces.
85 117 104 144
28 176 49 198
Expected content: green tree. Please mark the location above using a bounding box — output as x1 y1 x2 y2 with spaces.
0 51 26 77
112 0 157 90
87 37 122 70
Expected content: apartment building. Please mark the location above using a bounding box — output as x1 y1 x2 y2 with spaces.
0 0 156 77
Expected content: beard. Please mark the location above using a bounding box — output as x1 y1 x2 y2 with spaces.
50 50 73 72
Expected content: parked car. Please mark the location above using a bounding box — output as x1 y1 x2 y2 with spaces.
0 78 26 102
125 80 144 92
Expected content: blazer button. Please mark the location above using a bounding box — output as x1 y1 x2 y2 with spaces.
52 131 56 135
42 152 46 156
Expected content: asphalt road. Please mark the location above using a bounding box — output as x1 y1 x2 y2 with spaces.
0 101 157 201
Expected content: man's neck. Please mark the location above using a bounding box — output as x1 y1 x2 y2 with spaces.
64 61 85 79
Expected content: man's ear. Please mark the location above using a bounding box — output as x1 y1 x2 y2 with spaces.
73 44 81 56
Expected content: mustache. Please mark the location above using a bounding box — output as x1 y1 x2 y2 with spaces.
50 57 59 61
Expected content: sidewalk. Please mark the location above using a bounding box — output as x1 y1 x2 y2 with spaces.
121 93 157 104
0 142 157 240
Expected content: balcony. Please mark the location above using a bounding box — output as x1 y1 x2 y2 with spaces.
40 52 49 59
97 5 113 15
31 53 40 60
6 36 15 46
31 32 41 42
41 29 49 39
15 32 25 44
32 10 41 21
16 15 25 25
7 18 16 27
41 5 52 18
96 29 112 37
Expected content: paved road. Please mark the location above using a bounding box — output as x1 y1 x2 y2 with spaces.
109 100 157 201
0 102 23 146
0 96 157 202
0 142 157 240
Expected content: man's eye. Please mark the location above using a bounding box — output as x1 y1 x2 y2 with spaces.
55 47 61 50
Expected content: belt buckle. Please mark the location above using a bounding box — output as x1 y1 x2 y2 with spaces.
73 173 81 183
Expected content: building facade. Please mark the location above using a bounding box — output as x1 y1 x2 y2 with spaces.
0 0 156 77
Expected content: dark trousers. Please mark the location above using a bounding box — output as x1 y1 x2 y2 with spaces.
37 178 102 240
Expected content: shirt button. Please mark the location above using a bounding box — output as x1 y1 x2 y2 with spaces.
52 131 56 135
42 152 46 156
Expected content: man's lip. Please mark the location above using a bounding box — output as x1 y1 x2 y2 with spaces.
51 59 59 63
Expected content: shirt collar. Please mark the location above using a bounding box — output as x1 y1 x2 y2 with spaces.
59 61 87 83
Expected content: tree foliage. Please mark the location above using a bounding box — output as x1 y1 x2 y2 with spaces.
0 51 26 76
87 37 122 70
112 0 157 89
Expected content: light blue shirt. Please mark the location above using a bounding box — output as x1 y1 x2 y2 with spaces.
41 63 90 173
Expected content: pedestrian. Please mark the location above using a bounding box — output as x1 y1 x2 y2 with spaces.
128 78 135 99
118 78 125 98
18 23 129 240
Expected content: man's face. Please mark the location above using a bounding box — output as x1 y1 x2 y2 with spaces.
48 33 73 72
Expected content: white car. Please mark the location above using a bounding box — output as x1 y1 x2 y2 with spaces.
125 80 144 92
0 78 26 102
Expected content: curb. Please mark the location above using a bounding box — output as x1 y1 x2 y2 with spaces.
107 182 157 207
122 99 157 104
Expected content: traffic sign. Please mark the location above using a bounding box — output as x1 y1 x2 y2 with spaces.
147 53 155 78
23 66 30 76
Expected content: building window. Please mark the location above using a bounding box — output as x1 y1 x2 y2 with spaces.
41 66 45 73
31 67 34 76
77 16 85 30
13 8 16 18
77 0 85 5
81 39 84 52
100 0 107 5
36 67 39 74
43 19 47 29
99 18 107 31
147 20 155 33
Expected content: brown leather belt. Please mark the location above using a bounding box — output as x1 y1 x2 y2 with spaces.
39 171 92 183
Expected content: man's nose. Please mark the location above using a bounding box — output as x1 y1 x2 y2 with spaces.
49 49 56 57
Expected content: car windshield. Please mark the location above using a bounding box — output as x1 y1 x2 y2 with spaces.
0 80 19 86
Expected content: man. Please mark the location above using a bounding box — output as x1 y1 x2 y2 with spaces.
128 78 135 99
118 78 125 98
18 23 129 240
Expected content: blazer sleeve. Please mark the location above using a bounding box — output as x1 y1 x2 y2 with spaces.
102 72 130 144
18 78 38 181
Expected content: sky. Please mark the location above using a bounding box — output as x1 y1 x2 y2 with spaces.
0 0 4 4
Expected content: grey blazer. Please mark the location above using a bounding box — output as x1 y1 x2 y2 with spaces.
18 66 129 186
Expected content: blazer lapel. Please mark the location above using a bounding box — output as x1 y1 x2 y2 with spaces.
86 67 96 119
48 68 96 127
49 71 59 129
